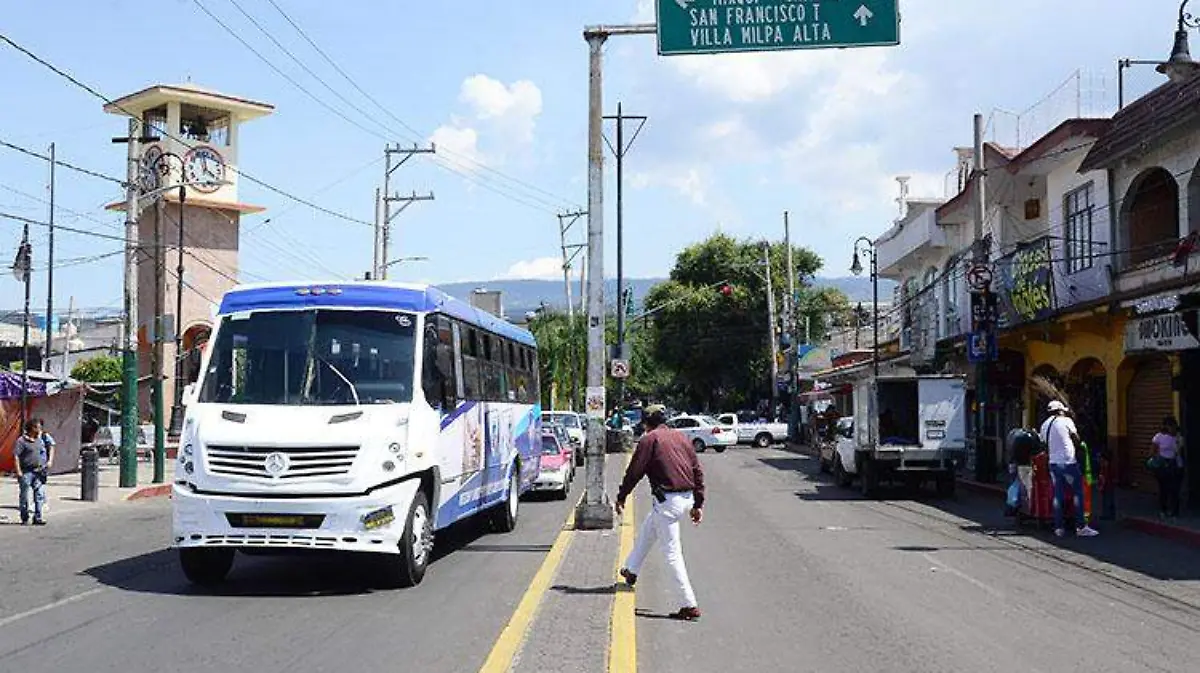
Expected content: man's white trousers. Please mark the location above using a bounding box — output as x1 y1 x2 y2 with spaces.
624 491 698 609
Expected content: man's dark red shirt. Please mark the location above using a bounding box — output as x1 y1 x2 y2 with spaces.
616 425 706 509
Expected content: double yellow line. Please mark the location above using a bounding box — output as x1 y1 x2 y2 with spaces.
478 456 637 673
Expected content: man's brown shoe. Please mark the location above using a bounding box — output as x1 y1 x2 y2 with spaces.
668 607 701 621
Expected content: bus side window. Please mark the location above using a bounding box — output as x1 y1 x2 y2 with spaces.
421 325 447 409
528 349 541 405
432 315 457 408
450 321 466 402
462 328 481 399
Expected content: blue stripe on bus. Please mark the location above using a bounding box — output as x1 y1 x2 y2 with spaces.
440 400 477 430
216 282 536 347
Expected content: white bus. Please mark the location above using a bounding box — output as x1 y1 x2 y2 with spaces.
172 282 542 588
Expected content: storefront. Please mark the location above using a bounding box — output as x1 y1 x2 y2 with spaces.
1121 295 1193 493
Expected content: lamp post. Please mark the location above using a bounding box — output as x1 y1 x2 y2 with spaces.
380 256 429 272
1159 0 1200 81
850 237 879 377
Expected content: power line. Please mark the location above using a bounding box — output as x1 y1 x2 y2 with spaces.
0 31 373 228
0 137 125 186
1 210 127 244
259 0 582 212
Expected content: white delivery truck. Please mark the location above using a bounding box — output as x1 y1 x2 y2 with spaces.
829 374 966 498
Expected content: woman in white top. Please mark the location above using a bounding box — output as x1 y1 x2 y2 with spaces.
1151 417 1184 518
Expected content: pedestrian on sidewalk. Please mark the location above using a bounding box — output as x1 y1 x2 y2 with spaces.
12 419 48 525
34 418 55 515
615 404 705 622
1150 416 1184 519
1039 401 1098 538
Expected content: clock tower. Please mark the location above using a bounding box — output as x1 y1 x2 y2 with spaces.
104 83 274 427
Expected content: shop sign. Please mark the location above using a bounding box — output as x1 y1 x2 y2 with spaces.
1131 292 1181 316
1124 311 1200 352
998 238 1055 326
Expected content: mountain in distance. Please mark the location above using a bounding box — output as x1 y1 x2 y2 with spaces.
439 276 897 318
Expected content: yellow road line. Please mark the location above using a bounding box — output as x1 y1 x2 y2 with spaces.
478 501 577 673
609 454 637 673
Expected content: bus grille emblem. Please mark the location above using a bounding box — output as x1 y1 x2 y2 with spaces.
264 452 291 477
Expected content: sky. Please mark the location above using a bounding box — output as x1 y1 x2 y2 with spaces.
0 0 1178 312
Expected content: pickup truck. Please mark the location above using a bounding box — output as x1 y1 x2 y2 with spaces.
715 413 789 448
827 374 966 498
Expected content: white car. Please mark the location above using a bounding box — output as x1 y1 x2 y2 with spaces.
542 411 585 448
665 414 737 453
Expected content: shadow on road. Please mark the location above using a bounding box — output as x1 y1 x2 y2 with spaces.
550 584 618 596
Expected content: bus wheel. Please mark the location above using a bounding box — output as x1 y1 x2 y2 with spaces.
179 547 234 587
490 464 521 533
380 491 433 588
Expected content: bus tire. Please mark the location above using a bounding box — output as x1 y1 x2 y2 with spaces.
379 490 433 589
179 547 234 587
490 463 521 533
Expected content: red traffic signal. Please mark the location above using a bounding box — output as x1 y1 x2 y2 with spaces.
719 284 732 297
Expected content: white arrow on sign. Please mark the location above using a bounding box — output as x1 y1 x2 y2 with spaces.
853 4 874 26
675 0 695 9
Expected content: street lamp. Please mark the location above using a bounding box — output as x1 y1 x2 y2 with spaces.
851 236 879 377
1159 0 1200 81
381 255 429 272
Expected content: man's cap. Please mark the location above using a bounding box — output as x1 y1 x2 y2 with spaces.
1047 400 1068 413
644 404 667 417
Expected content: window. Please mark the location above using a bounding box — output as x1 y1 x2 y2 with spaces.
1065 183 1095 273
422 315 458 410
200 309 417 405
461 328 481 398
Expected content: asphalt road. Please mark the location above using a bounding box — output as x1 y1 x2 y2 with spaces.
0 487 575 673
633 446 1200 673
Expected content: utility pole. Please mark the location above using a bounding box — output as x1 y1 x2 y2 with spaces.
168 187 188 438
764 242 779 420
12 224 31 431
152 197 165 484
557 211 587 318
972 112 991 481
783 211 797 436
372 187 383 279
603 103 647 410
577 22 654 530
44 143 55 370
381 144 435 278
112 119 156 488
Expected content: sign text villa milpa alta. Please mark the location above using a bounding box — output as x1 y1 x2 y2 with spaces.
655 0 901 56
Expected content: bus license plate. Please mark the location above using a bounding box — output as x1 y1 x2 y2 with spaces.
362 506 395 530
242 514 306 528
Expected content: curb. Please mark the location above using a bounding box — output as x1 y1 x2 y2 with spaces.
958 478 1006 497
123 484 173 501
1121 516 1200 548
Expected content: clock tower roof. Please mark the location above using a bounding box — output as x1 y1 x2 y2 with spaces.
103 83 274 121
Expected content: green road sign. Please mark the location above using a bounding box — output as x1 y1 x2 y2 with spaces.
655 0 900 56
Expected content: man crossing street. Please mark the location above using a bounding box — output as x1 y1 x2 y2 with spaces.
615 404 705 621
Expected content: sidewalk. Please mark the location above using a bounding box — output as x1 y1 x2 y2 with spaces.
0 460 174 526
783 440 1200 549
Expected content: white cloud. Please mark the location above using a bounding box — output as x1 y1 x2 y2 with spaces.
630 165 709 206
502 256 564 280
430 122 484 166
460 75 543 144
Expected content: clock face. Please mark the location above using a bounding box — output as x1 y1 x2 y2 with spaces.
183 146 226 193
139 146 163 192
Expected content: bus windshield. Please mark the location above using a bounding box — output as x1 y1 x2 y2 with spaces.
199 308 417 406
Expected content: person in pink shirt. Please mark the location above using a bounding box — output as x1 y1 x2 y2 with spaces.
1151 417 1184 519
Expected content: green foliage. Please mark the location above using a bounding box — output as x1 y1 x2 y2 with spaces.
527 311 587 410
70 355 122 383
646 234 829 411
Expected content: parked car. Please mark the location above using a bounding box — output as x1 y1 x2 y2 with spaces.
545 423 577 466
715 413 790 448
543 411 585 448
532 431 574 499
665 414 737 453
817 417 853 474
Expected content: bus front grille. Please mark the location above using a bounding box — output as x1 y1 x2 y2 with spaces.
205 444 360 479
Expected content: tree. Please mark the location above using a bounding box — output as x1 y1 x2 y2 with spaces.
527 311 586 410
71 355 121 383
645 234 827 412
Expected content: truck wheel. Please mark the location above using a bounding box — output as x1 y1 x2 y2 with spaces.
179 547 234 586
490 464 521 533
379 490 434 588
936 471 956 498
754 433 772 448
693 439 707 453
860 458 880 499
834 455 852 488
